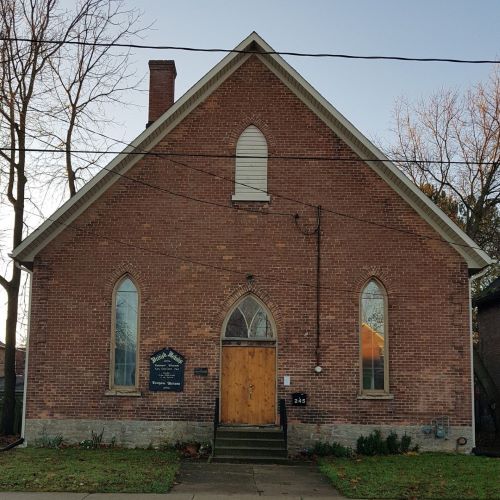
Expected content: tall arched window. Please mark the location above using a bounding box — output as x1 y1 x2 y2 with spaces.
232 125 270 202
224 295 274 339
111 276 139 388
360 279 388 393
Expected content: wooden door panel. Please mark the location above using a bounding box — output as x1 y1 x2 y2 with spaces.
221 346 276 425
221 347 247 424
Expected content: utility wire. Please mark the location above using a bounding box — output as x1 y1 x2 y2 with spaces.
16 206 415 299
1 36 498 64
75 154 294 218
1 146 497 165
0 145 491 253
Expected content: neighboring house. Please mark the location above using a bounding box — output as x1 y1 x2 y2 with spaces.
0 341 25 378
12 33 492 454
476 277 500 396
0 341 26 394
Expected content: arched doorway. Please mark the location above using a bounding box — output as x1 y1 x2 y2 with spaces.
220 294 277 425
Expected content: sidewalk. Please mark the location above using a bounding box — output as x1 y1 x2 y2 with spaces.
0 495 339 500
171 462 342 498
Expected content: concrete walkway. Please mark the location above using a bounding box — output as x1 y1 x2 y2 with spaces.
0 462 345 499
170 461 344 498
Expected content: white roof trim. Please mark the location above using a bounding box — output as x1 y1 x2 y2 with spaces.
12 32 492 271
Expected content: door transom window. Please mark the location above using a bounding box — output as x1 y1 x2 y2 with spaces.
224 295 274 339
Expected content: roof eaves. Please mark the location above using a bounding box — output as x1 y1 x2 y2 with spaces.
12 31 492 271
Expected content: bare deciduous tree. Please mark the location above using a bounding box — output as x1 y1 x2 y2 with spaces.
46 0 143 196
386 70 500 263
385 70 500 434
0 0 144 435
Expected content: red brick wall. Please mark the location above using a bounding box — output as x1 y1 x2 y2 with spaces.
478 303 500 391
26 56 472 427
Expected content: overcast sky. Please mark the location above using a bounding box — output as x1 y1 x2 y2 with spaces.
1 0 499 343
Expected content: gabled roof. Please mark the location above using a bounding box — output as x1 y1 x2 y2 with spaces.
11 32 492 272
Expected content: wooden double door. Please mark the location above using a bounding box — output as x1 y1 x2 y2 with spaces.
220 346 276 425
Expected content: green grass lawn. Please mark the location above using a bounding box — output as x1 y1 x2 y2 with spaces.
0 447 179 493
320 453 500 499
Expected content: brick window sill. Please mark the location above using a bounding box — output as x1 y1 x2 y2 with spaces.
231 194 271 202
357 393 394 400
105 389 142 397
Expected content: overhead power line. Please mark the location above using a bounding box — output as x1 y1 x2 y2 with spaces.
1 146 498 166
15 206 416 299
0 145 489 253
1 36 498 64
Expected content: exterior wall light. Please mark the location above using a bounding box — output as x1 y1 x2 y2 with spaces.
314 365 322 374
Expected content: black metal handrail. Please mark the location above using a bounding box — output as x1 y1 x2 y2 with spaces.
213 397 219 445
279 398 287 445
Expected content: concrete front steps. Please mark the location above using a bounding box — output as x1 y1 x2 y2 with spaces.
212 426 289 464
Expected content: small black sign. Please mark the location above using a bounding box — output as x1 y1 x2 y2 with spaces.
194 367 208 377
292 392 307 406
149 348 185 392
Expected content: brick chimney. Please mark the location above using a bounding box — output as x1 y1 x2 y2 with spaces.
147 60 177 127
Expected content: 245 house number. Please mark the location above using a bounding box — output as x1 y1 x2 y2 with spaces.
292 393 307 406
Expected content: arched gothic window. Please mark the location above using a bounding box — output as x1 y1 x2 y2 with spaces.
224 295 274 339
360 279 388 393
232 125 270 202
111 276 139 388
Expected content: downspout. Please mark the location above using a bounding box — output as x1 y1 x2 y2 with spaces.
17 262 32 447
468 265 491 452
315 206 322 369
294 206 322 372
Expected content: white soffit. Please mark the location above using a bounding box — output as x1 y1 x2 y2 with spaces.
12 32 492 271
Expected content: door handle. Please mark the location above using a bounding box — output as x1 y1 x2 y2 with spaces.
248 384 255 400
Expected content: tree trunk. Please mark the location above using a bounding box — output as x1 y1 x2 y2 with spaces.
1 267 21 435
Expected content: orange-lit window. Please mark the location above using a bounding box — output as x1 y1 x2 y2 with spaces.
360 279 388 393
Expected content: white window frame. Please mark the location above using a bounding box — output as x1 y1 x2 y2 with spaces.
232 125 270 202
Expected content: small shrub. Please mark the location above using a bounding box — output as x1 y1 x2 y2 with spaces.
311 441 331 457
356 430 417 456
386 431 401 454
311 441 353 458
400 433 412 453
34 433 63 449
79 428 104 449
357 429 388 456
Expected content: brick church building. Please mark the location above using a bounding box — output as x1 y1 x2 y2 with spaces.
13 33 491 455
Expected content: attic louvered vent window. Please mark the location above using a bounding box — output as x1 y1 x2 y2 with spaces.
232 125 270 202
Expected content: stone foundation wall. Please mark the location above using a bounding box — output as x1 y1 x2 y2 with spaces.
25 418 473 454
24 419 211 448
288 423 474 454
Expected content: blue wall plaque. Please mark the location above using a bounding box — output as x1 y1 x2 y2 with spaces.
149 348 185 392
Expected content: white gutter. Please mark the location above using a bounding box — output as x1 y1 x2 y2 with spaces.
19 265 32 447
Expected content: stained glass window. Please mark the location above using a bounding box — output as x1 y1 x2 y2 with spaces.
225 296 274 339
113 277 138 387
360 280 387 392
